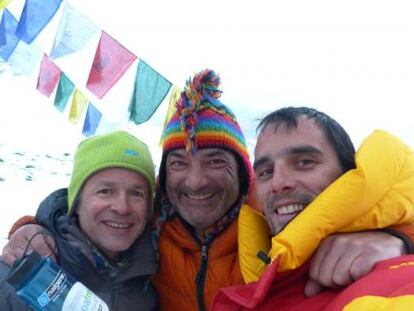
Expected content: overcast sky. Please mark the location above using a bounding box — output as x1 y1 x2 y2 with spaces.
2 0 414 157
1 0 414 237
72 0 414 153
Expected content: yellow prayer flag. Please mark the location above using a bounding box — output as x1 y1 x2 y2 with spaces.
69 89 88 124
159 86 181 145
0 0 12 10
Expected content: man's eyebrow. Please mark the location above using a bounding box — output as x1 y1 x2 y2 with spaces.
167 151 185 159
203 149 229 158
253 145 323 171
287 145 323 155
94 180 146 190
94 180 116 187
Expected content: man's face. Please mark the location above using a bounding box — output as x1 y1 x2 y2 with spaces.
165 148 240 234
77 168 149 259
253 117 343 235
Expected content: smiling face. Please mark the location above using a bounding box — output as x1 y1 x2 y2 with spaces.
165 148 240 235
253 116 343 235
77 168 149 259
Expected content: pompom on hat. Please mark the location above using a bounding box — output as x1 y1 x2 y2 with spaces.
68 131 155 213
159 69 254 197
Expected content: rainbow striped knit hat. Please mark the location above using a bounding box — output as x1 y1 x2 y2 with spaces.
158 69 253 197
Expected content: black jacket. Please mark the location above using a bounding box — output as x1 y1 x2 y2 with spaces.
0 188 159 310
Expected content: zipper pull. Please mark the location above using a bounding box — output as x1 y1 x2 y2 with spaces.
201 244 208 259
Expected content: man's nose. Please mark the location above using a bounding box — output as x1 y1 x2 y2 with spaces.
185 164 208 190
111 192 131 215
271 163 295 194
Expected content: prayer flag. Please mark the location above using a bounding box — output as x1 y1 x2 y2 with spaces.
0 9 19 61
8 40 41 76
0 0 12 10
82 103 102 136
0 9 6 45
36 53 61 97
129 60 171 124
159 86 180 145
69 88 88 123
50 4 98 59
16 0 63 43
54 72 74 112
86 31 137 99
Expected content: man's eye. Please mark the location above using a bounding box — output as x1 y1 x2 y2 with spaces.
169 160 186 168
168 160 187 171
209 158 226 166
97 188 112 195
297 159 316 168
131 190 145 198
255 168 273 180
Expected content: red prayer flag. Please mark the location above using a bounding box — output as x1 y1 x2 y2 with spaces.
86 31 137 99
36 53 61 97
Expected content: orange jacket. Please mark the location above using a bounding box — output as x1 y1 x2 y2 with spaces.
153 212 246 311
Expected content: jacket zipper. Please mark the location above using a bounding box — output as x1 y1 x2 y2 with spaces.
195 243 209 311
112 283 119 310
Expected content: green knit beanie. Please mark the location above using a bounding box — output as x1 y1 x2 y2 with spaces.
68 131 155 213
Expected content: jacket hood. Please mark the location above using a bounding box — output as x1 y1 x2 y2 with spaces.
240 130 414 283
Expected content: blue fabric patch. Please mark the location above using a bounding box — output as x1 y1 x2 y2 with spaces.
124 149 139 157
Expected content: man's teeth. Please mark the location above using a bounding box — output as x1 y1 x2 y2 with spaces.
277 204 304 215
185 193 214 200
105 222 131 229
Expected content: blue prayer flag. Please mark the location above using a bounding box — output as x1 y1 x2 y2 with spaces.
129 60 172 125
50 4 98 59
16 0 63 43
0 12 5 45
82 103 102 136
0 9 19 61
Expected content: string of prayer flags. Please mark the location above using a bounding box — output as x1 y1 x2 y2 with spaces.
54 72 74 112
129 60 172 124
0 0 12 10
1 1 177 134
69 88 88 124
36 53 61 97
50 4 98 59
16 0 63 43
0 9 19 61
8 40 41 76
86 31 137 99
82 103 102 136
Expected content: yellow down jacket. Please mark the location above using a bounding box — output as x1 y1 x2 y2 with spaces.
239 130 414 283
